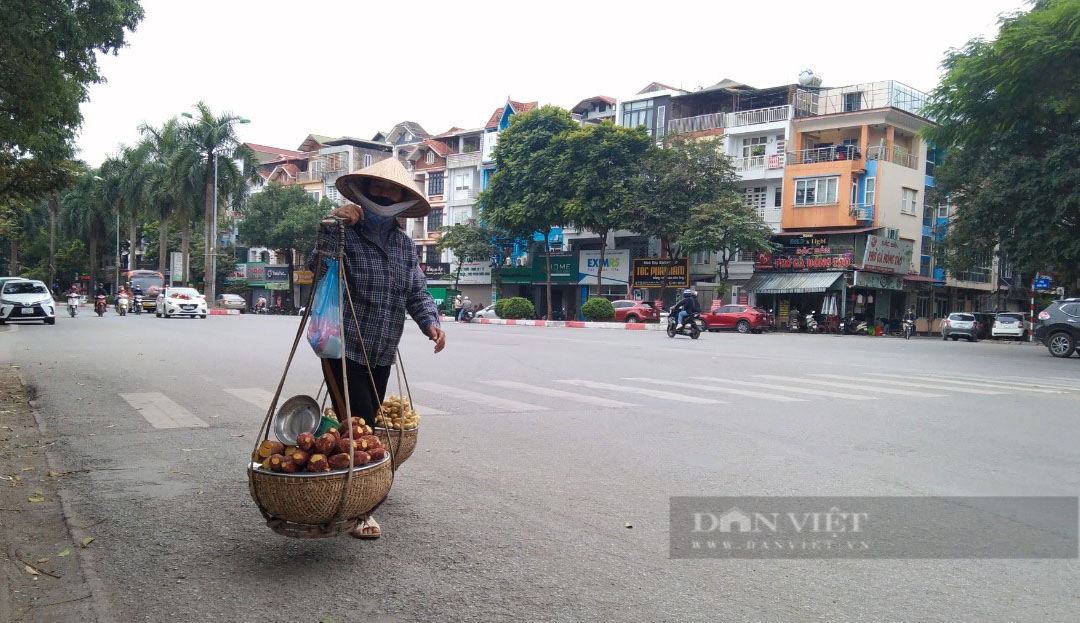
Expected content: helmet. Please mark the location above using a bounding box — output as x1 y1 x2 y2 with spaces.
683 289 693 298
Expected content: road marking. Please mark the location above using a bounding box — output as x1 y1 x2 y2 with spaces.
411 403 449 416
556 380 726 404
414 383 549 412
863 373 1068 394
810 374 1009 395
940 373 1080 391
225 388 275 410
482 380 638 408
625 378 807 402
120 392 208 429
693 377 878 401
754 375 945 397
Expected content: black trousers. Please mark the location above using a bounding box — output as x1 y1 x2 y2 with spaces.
321 358 391 425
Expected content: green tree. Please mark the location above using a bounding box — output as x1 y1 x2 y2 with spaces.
435 221 500 289
561 122 652 291
61 171 112 290
480 106 578 318
0 0 143 229
922 0 1080 283
139 119 185 273
677 198 778 285
238 183 328 301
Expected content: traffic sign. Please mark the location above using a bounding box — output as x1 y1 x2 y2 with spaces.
1034 277 1051 290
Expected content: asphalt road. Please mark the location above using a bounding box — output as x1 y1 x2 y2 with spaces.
2 311 1078 622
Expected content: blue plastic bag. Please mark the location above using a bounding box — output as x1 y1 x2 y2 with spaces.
307 259 343 359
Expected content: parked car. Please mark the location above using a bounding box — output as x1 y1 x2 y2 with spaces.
1034 298 1080 358
971 312 995 340
216 293 247 312
612 300 660 323
156 287 208 319
991 312 1027 340
474 304 498 319
0 279 55 325
942 312 979 341
701 304 772 334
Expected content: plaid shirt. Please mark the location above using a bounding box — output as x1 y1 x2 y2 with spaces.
308 222 440 367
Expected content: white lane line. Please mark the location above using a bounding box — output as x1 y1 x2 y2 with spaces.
414 383 548 412
939 373 1080 391
863 373 1068 394
482 380 638 408
225 388 275 410
754 375 945 398
693 377 878 401
556 380 726 404
411 403 449 416
120 392 208 429
626 378 807 402
1049 377 1080 385
810 374 1009 395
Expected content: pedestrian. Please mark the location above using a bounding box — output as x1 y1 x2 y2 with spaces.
453 295 462 319
309 157 446 539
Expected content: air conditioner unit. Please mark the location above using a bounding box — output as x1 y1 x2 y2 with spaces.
885 228 900 240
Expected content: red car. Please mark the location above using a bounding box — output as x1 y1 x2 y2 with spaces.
612 299 660 323
702 304 772 333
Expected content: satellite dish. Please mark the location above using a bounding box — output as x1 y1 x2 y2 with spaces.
798 70 823 87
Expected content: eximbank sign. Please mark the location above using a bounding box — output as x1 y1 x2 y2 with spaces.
578 250 630 285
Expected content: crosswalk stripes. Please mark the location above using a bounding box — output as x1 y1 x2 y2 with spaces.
809 373 1009 395
414 382 549 412
692 377 879 401
862 373 1070 394
225 387 274 411
556 379 726 404
481 380 638 408
120 392 209 429
944 373 1080 391
624 378 807 402
754 374 945 397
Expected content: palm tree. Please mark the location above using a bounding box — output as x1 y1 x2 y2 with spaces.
62 172 111 290
117 144 152 271
139 120 183 273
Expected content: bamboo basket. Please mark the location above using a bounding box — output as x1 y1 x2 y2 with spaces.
248 455 392 527
374 427 418 465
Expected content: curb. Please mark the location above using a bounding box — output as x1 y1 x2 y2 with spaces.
441 315 664 331
209 309 241 315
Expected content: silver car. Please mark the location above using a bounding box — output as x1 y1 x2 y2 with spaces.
215 293 247 312
942 312 978 341
474 304 498 319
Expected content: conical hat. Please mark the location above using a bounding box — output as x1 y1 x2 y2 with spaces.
335 157 431 218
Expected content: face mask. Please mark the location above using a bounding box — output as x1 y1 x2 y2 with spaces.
356 192 417 220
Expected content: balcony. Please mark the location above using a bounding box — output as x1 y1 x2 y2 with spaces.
447 152 482 169
667 105 790 135
732 153 785 172
295 169 325 182
866 145 918 170
794 81 929 119
849 204 874 222
787 145 861 165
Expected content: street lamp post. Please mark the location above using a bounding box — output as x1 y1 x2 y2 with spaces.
180 112 250 305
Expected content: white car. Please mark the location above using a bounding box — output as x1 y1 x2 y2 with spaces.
474 304 498 319
992 312 1027 339
156 287 208 319
0 279 55 325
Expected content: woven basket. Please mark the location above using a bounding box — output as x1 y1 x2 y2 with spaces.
248 456 392 525
374 427 418 465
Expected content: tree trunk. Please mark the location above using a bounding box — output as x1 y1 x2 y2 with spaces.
595 231 608 301
8 238 17 275
204 152 216 301
543 230 553 320
158 216 169 273
658 236 670 310
180 218 191 286
48 196 58 290
88 224 99 292
128 212 138 271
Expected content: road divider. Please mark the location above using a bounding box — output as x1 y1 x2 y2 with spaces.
440 316 665 331
209 309 241 315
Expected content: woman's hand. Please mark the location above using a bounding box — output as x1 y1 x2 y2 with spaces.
427 326 446 354
331 204 362 226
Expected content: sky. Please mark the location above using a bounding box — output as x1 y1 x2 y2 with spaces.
75 0 1027 166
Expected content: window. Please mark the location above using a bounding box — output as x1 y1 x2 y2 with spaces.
794 177 838 206
901 187 917 215
937 200 950 219
656 105 666 138
864 177 876 206
925 147 936 177
454 171 472 191
621 100 654 135
427 172 444 196
425 151 435 165
690 250 711 265
326 185 342 203
851 180 858 205
843 92 862 112
738 248 757 262
307 191 321 201
923 203 934 227
742 186 767 218
1061 303 1080 317
427 208 443 231
775 134 786 155
920 256 931 277
363 154 372 168
956 252 993 283
921 235 932 258
774 186 782 208
742 137 767 158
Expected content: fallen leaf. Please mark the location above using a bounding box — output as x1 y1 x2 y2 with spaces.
28 494 45 503
37 557 49 563
21 466 33 471
80 536 94 548
25 565 39 575
57 549 71 558
230 434 244 438
48 471 62 478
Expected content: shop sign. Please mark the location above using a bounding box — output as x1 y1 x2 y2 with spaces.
224 264 246 284
265 265 290 282
421 263 451 281
500 265 532 284
245 262 266 286
457 261 492 284
578 250 630 285
265 281 290 291
531 255 578 283
294 270 314 285
853 271 904 291
862 235 914 274
631 258 690 288
754 237 853 272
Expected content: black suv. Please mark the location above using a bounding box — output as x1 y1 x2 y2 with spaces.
1034 298 1080 358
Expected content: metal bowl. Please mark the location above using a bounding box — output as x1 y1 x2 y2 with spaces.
273 395 321 446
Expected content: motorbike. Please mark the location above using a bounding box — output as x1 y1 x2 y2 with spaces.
840 315 869 335
132 294 143 314
115 294 129 316
460 308 475 323
67 295 79 318
666 309 702 339
787 312 801 333
94 295 107 317
902 318 914 339
804 311 820 334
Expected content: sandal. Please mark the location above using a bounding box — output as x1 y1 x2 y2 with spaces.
350 515 381 539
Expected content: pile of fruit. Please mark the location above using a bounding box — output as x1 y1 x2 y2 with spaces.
254 417 387 473
374 395 420 430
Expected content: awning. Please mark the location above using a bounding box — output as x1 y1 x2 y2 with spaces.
745 272 845 294
903 274 945 284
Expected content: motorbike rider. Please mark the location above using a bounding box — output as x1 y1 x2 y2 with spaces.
671 289 699 328
254 296 267 313
458 295 472 322
904 307 916 323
